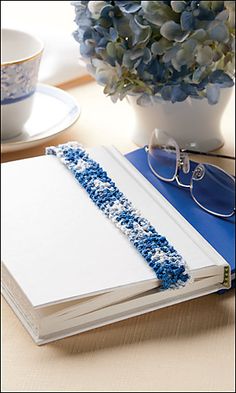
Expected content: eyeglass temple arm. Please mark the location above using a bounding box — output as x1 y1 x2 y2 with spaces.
180 149 235 160
145 145 235 160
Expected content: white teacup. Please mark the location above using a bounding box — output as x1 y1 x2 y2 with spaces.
1 29 44 140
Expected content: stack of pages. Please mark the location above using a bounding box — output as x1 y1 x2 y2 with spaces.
1 146 231 345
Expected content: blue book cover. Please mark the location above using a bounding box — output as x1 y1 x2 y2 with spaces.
125 148 235 287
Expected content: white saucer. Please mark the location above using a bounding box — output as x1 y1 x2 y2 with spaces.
1 83 80 153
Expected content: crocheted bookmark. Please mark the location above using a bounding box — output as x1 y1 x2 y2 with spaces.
46 142 190 290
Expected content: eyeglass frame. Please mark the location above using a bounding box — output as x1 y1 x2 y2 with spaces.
145 130 235 218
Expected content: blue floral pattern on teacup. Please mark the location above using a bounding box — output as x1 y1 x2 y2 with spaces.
1 55 41 104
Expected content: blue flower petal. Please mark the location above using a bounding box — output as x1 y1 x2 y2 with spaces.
136 93 152 106
160 21 189 42
180 11 195 31
171 1 186 13
206 85 220 105
209 70 234 87
171 85 188 102
208 21 229 43
161 85 172 101
116 1 142 13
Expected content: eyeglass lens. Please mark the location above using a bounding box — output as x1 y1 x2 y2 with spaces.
148 130 177 180
191 164 235 216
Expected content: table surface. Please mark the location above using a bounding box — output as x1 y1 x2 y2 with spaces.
1 82 235 392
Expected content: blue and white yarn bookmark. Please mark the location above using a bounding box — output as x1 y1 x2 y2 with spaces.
46 142 191 290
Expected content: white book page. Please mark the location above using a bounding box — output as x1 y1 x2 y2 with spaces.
40 274 223 336
1 147 226 308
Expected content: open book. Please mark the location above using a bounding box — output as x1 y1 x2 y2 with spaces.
1 146 231 345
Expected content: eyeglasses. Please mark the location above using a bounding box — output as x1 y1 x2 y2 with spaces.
146 129 235 218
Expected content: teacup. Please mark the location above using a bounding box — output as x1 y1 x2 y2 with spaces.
1 29 44 140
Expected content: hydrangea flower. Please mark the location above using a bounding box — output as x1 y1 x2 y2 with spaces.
72 1 235 105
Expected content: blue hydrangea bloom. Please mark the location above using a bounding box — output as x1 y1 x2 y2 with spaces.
72 1 235 105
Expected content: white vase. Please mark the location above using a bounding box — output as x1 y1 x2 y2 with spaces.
129 87 233 152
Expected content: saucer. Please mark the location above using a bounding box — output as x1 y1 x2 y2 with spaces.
1 83 80 153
